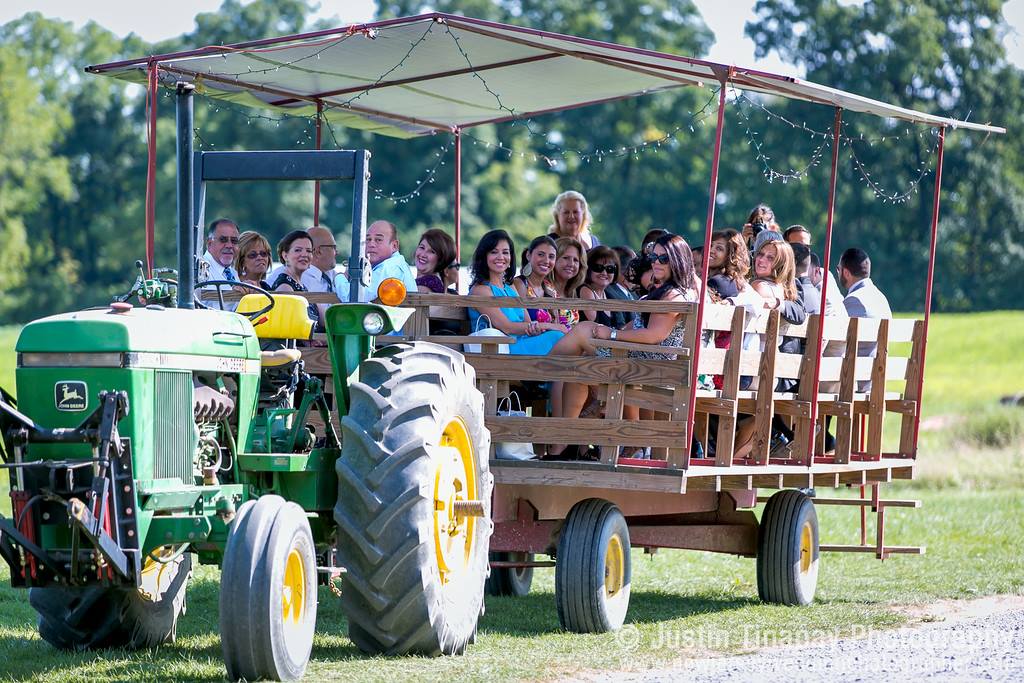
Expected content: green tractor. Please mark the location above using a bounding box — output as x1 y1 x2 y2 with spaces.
0 101 492 680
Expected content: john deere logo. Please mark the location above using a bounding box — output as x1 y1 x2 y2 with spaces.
55 381 87 411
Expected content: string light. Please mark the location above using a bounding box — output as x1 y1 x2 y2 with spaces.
844 122 939 204
732 90 830 183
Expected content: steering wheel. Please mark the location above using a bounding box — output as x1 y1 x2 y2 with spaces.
194 280 276 322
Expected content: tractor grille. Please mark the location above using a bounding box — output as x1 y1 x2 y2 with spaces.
153 370 197 484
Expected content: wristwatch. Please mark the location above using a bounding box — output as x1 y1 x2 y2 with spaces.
609 329 618 340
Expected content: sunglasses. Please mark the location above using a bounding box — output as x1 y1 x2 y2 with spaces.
245 250 270 260
590 264 618 275
649 253 671 265
215 235 239 244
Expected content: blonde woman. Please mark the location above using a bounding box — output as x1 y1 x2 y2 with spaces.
549 190 599 249
233 231 273 289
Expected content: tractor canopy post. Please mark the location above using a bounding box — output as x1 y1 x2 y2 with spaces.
348 150 370 303
175 82 196 309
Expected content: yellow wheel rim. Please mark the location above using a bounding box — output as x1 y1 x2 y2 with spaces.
799 521 814 574
282 548 305 624
433 417 478 585
138 546 180 602
605 535 625 598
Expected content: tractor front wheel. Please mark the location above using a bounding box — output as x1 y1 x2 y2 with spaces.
220 495 318 682
30 551 191 650
335 343 492 656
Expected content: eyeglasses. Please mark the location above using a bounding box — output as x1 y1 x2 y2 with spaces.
215 236 239 244
590 264 618 275
245 250 270 260
316 244 337 252
649 253 671 265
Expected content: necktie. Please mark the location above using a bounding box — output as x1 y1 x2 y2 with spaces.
223 267 237 282
323 273 334 292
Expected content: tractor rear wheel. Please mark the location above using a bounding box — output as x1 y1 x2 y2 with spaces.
757 489 819 605
555 498 631 633
220 495 318 682
486 552 534 597
335 343 492 656
30 551 191 650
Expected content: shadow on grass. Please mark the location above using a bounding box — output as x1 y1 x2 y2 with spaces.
0 573 367 681
480 590 757 636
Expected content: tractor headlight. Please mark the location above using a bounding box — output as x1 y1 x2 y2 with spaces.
362 311 386 335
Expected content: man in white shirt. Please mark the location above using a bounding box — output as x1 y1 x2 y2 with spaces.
200 218 240 310
839 247 892 391
809 252 846 317
336 220 417 303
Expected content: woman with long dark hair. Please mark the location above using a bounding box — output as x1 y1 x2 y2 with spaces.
468 229 565 355
512 235 558 323
413 228 457 293
548 234 702 449
579 245 627 329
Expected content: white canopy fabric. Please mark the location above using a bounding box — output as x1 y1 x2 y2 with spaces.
87 12 1005 138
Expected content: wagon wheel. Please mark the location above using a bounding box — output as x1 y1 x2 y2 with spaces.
555 498 631 633
30 550 191 650
220 495 318 681
757 489 819 605
334 342 492 655
486 552 535 597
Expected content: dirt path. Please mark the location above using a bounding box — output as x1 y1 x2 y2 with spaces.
574 596 1024 682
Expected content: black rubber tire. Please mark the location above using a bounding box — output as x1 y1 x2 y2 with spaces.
334 342 492 656
220 495 318 682
485 552 534 597
757 489 820 606
555 499 631 633
30 552 191 650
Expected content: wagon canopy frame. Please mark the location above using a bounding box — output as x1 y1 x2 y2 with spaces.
87 11 1004 465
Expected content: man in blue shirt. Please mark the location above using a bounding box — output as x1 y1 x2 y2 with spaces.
337 220 417 302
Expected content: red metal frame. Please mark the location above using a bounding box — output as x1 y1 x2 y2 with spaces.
454 128 462 261
685 75 730 468
806 107 844 464
314 100 323 225
144 62 158 277
911 126 946 454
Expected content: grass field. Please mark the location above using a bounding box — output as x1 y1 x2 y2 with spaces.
0 312 1021 681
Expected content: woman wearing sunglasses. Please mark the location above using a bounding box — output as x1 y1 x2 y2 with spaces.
234 231 273 289
579 245 627 329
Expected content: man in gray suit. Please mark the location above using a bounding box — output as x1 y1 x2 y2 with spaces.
839 248 892 391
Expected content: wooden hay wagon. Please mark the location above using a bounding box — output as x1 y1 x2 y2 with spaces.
90 11 1004 636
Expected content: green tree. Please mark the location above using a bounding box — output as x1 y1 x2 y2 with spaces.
745 0 1024 311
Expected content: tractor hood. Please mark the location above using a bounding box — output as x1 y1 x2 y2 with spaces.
16 306 260 361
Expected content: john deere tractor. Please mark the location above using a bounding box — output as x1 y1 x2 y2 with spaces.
0 118 492 679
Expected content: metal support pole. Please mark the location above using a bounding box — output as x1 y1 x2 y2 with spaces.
805 107 844 463
175 82 196 309
685 80 729 467
348 150 370 303
314 100 323 225
910 126 946 453
145 62 159 277
454 128 462 261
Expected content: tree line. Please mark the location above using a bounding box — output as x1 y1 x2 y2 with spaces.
0 0 1020 323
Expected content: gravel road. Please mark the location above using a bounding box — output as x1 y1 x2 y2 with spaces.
575 597 1024 682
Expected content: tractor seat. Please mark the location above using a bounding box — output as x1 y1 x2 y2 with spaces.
237 293 316 340
261 347 302 368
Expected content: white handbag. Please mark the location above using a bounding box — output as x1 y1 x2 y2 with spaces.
464 315 510 354
494 393 535 460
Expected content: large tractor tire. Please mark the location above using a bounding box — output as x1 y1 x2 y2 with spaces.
30 550 191 650
486 552 534 597
220 495 318 682
757 489 819 605
334 343 492 656
555 498 631 633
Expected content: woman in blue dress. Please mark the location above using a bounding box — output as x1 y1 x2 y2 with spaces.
468 230 567 355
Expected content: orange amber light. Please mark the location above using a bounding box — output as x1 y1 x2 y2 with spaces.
377 277 407 306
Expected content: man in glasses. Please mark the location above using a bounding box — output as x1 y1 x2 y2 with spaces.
200 218 241 310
